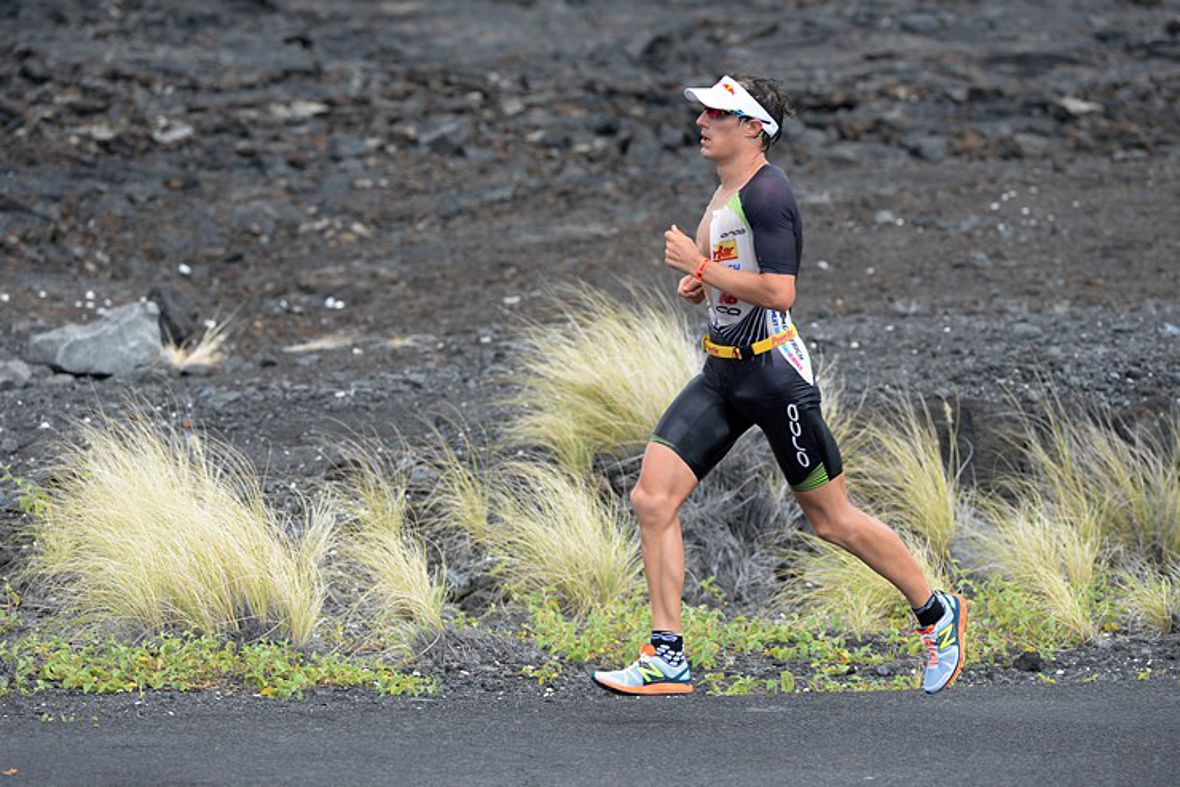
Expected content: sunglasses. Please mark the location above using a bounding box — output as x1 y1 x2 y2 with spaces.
702 107 756 122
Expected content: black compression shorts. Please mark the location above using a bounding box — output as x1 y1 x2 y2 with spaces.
650 349 842 491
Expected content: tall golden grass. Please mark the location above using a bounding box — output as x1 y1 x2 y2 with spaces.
969 498 1106 643
330 447 448 634
502 285 701 473
425 433 492 545
24 415 332 644
486 461 642 615
21 283 1180 660
1006 396 1180 566
846 397 966 561
781 531 951 636
1115 559 1178 635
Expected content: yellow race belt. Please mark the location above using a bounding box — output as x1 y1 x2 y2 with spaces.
702 325 798 360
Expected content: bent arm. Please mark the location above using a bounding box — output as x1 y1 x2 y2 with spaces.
699 262 796 313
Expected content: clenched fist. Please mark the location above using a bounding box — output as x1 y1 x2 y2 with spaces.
677 274 706 304
664 223 705 275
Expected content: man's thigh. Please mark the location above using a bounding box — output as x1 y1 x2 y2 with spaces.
649 372 752 482
757 399 844 492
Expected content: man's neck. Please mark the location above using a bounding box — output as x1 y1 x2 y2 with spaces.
716 151 768 191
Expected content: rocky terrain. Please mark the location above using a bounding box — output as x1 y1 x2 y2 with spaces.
1 0 1179 698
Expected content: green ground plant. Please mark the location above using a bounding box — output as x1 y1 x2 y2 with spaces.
1 463 51 518
0 633 433 700
521 591 929 692
956 572 1082 659
0 579 21 636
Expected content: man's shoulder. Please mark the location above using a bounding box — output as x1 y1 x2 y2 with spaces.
740 163 799 215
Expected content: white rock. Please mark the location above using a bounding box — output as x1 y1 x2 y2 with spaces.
269 100 330 121
1057 96 1102 116
151 117 194 145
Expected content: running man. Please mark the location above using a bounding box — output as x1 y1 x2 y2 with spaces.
591 75 968 696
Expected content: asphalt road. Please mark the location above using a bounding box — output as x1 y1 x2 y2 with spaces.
2 680 1177 786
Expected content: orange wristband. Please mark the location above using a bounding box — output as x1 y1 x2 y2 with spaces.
694 256 710 282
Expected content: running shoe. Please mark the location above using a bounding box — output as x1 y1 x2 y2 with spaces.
916 589 969 694
591 643 694 695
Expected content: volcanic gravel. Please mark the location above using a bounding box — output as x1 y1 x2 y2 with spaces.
1 0 1179 702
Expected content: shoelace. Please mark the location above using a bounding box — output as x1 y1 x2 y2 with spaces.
916 625 938 667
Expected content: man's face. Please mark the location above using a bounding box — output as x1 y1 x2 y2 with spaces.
696 107 761 161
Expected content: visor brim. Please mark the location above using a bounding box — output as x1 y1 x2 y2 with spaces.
683 86 741 111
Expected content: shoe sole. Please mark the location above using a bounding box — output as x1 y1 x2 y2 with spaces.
591 675 695 696
925 592 969 694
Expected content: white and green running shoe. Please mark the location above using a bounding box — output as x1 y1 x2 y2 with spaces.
591 643 694 695
916 590 969 694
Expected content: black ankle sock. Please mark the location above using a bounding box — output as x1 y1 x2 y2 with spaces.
651 630 685 667
912 592 946 628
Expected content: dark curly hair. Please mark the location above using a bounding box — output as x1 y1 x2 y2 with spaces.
732 74 796 152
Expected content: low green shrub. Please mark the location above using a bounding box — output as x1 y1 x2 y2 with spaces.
0 633 434 700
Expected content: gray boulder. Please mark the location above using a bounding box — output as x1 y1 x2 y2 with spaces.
25 301 164 376
0 359 32 390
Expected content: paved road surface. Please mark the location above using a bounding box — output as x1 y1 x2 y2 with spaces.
2 680 1177 785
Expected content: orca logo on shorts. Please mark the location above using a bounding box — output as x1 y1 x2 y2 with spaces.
786 403 811 468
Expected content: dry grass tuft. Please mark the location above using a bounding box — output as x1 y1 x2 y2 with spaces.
1007 395 1180 566
502 284 701 473
163 317 234 370
24 414 332 644
1114 559 1179 636
780 531 951 636
969 498 1105 643
330 445 448 634
425 432 492 546
487 461 641 615
846 397 967 561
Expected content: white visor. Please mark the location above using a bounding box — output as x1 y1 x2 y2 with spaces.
683 74 779 139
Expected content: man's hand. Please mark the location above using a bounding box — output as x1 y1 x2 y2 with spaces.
677 274 706 304
664 223 705 275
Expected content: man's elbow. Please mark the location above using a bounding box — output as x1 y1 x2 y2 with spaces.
762 273 796 312
770 286 796 313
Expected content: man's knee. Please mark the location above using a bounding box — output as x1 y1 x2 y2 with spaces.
630 483 680 530
798 497 855 545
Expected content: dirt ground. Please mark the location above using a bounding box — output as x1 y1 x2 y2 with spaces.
1 0 1179 699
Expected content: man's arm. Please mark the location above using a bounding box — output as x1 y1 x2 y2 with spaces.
698 262 795 312
664 225 796 312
